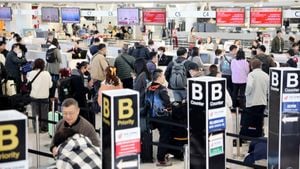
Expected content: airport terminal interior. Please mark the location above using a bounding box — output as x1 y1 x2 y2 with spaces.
0 0 300 169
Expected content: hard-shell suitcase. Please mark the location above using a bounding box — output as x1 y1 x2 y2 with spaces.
48 100 62 137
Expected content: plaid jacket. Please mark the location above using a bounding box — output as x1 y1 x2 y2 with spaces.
56 134 101 169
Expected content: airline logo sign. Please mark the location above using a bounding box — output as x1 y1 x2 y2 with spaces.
115 127 141 158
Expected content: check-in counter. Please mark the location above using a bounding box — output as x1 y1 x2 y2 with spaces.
26 50 72 69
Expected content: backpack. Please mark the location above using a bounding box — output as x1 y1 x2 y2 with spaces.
46 48 56 63
220 56 231 73
145 89 167 118
58 77 74 102
169 60 187 89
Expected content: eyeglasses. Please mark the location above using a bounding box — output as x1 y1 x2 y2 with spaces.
63 112 76 116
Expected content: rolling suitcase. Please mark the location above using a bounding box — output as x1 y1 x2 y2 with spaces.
141 127 153 163
169 101 188 160
48 100 62 137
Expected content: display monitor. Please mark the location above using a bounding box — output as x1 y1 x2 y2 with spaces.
41 7 59 22
200 53 210 64
216 7 245 27
0 7 12 21
61 7 80 23
143 8 166 25
250 7 282 27
117 8 139 25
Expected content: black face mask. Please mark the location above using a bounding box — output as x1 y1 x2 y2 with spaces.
84 71 90 76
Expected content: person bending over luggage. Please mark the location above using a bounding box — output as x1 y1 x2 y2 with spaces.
145 69 172 167
28 58 52 133
70 61 93 123
50 98 100 157
67 40 82 59
53 128 101 169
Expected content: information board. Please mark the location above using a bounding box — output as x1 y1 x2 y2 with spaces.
143 8 166 25
250 7 282 27
216 8 245 27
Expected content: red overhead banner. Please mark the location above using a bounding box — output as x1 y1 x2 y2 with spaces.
250 8 282 27
143 8 166 25
216 8 245 27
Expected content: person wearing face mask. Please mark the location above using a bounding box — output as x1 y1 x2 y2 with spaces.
5 43 27 93
70 61 93 124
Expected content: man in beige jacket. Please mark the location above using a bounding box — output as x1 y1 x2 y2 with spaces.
91 43 108 92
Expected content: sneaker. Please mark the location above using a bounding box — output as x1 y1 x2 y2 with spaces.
156 160 172 167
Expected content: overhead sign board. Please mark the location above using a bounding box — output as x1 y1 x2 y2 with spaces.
168 10 216 18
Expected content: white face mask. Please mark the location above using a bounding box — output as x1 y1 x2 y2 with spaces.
17 52 22 58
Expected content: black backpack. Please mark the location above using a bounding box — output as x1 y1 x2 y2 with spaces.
46 48 56 63
58 77 74 102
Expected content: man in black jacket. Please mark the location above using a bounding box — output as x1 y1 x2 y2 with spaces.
5 43 27 92
131 42 150 60
146 69 172 166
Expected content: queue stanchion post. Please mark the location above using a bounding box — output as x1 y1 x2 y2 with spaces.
188 77 226 169
0 110 28 168
236 107 241 157
35 114 40 167
268 68 300 168
184 144 189 169
52 99 55 139
102 89 140 169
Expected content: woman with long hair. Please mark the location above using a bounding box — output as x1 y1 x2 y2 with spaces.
97 66 123 105
188 47 204 69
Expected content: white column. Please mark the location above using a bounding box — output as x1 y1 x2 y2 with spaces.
6 3 33 34
185 3 197 32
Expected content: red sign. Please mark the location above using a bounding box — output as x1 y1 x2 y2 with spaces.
115 139 141 157
143 8 166 25
250 8 282 27
216 8 245 27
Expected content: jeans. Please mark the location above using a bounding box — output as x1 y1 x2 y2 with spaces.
31 98 49 132
232 83 246 108
172 90 187 102
152 116 172 161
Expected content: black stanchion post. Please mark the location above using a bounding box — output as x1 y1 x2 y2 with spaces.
188 77 226 169
269 68 300 169
0 110 28 168
102 89 140 169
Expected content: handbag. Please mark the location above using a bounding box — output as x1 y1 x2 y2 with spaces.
20 70 42 95
2 80 16 96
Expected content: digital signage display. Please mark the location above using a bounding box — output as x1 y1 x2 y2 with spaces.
216 7 245 27
250 7 282 27
143 8 166 25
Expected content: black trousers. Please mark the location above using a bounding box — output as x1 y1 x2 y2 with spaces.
222 74 233 97
121 77 133 89
240 105 266 138
232 83 246 108
152 116 172 161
